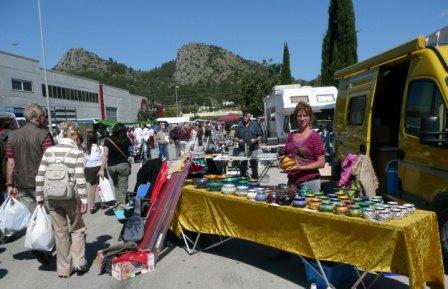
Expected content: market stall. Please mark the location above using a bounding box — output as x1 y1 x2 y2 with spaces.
171 184 444 289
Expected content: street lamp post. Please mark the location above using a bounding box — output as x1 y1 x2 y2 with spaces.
37 0 52 129
175 85 179 116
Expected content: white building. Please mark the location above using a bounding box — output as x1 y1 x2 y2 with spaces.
0 50 144 122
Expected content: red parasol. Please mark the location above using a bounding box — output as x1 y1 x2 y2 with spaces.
217 113 241 123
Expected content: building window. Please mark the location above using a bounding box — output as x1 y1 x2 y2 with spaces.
106 107 118 120
347 95 366 125
12 79 33 92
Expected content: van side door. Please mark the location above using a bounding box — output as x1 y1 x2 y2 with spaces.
339 70 378 157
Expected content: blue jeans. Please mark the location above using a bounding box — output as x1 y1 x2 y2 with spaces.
158 143 169 160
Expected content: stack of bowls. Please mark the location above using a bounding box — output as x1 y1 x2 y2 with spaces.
235 186 249 197
221 184 236 195
207 182 224 192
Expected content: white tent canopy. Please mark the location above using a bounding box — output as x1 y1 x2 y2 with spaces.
156 116 191 124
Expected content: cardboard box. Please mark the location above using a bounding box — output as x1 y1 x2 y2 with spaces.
111 250 154 281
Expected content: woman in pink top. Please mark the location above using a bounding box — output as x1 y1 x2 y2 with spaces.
281 101 326 193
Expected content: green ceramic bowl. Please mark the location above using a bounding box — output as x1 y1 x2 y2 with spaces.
223 177 239 183
207 182 224 191
236 180 249 186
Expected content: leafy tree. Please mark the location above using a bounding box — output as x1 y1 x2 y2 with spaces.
321 0 358 87
281 42 293 85
240 61 281 116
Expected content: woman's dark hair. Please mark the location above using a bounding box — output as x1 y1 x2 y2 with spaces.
111 123 127 147
85 131 98 155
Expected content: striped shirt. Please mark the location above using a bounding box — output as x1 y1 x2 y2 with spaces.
35 137 87 204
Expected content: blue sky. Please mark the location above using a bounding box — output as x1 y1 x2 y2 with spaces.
1 0 447 81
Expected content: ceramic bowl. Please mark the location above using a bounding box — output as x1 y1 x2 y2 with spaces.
255 192 267 202
308 198 321 210
247 192 257 200
363 208 376 220
221 184 236 195
235 186 249 197
292 195 306 208
207 181 224 191
223 177 239 184
193 178 208 188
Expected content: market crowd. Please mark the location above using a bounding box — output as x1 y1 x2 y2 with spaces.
0 100 326 278
0 103 236 277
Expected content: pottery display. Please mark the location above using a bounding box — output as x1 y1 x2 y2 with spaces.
255 192 267 202
326 193 337 199
292 195 306 208
387 201 398 208
278 193 292 206
308 198 321 210
335 204 348 215
390 208 403 219
359 201 371 209
266 191 280 204
248 180 261 189
348 204 363 217
286 185 297 195
319 200 335 212
223 177 239 184
403 203 416 214
221 184 236 195
304 193 315 205
363 208 376 220
236 179 249 186
193 178 208 188
204 174 227 182
207 181 224 191
247 191 257 200
376 209 390 221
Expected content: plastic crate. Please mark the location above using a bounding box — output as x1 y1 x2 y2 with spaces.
303 259 355 289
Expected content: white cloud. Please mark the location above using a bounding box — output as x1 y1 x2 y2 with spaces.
439 10 448 17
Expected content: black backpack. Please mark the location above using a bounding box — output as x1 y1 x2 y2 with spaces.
122 197 144 243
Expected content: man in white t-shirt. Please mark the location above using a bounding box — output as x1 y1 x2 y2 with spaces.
134 123 149 161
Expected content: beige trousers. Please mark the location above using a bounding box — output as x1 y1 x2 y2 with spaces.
47 198 86 276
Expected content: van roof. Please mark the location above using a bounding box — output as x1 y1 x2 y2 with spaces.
334 37 426 79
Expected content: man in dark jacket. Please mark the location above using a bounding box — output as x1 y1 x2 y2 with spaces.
4 104 54 262
233 111 262 179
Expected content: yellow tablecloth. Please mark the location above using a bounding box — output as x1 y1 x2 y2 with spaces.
171 184 444 289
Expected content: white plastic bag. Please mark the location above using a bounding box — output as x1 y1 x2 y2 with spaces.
0 197 31 236
97 177 115 202
24 206 54 251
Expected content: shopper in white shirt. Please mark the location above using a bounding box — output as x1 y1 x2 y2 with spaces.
83 131 107 213
134 123 149 161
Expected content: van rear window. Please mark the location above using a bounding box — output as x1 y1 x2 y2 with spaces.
347 95 366 125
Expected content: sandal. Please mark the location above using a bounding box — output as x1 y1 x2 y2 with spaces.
100 203 109 210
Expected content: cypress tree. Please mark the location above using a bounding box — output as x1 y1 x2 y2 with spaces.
281 42 293 85
321 0 358 87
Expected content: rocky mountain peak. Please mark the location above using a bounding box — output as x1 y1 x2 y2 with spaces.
53 48 107 72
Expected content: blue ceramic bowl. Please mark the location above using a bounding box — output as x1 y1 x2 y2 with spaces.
193 178 208 188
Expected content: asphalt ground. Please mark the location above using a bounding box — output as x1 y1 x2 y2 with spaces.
0 144 446 289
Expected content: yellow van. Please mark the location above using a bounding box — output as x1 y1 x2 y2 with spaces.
332 27 448 254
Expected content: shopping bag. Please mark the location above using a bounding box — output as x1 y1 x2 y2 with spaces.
24 206 54 251
97 177 116 202
0 197 31 236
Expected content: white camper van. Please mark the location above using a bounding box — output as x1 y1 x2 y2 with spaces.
264 85 337 143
